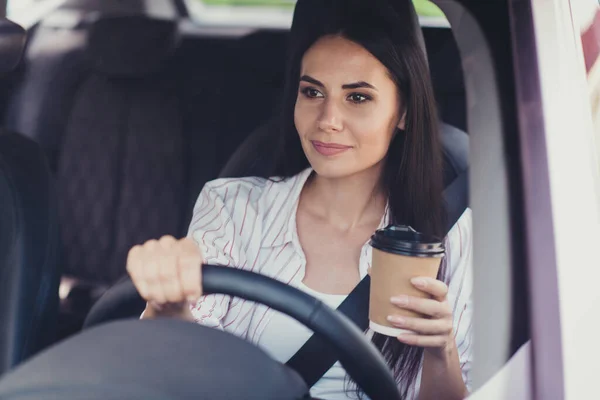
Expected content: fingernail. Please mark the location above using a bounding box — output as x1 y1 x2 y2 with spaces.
387 315 405 325
411 277 427 288
396 333 411 341
187 296 197 303
391 295 409 306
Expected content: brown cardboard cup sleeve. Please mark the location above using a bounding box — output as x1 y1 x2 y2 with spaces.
369 225 444 337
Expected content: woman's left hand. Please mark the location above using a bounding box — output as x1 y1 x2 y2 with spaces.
387 277 455 358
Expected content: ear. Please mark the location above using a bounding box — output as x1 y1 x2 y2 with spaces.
397 111 406 130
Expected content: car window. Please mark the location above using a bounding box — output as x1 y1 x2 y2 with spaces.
526 1 600 397
6 0 37 16
6 0 63 28
185 0 449 28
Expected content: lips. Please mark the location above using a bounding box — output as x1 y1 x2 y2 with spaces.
311 140 352 156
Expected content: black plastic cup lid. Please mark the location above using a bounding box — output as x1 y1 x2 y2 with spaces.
370 225 445 257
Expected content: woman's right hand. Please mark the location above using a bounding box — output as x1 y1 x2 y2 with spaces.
126 236 204 319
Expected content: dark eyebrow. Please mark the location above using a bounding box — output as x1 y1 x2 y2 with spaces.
342 81 377 90
300 75 324 87
300 75 377 91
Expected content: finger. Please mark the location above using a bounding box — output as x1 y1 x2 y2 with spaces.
142 241 167 304
390 295 452 319
387 315 453 336
158 235 177 250
158 250 185 303
127 245 149 300
177 241 203 302
410 277 448 301
396 333 451 348
145 268 167 304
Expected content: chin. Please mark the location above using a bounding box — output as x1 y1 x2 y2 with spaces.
308 158 368 179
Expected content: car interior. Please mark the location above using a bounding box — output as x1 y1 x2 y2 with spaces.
1 0 468 341
0 0 473 397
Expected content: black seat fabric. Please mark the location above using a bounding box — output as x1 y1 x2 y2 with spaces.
0 320 309 400
0 132 61 376
423 28 466 132
214 30 288 163
56 15 187 286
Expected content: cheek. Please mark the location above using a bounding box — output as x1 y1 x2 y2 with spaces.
294 100 317 137
349 112 396 150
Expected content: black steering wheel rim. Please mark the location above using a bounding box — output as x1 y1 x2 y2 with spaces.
84 264 401 400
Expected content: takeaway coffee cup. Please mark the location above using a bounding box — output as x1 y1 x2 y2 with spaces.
369 225 445 336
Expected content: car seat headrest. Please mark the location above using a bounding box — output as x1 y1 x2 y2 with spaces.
86 15 178 77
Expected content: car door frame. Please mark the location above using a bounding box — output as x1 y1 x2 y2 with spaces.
435 0 600 399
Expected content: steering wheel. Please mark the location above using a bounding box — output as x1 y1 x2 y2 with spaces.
84 264 401 400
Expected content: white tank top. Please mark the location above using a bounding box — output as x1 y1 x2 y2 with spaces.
257 282 360 400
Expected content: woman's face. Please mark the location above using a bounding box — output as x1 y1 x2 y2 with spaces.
294 34 404 179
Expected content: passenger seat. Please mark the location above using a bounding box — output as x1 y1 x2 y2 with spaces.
6 14 219 337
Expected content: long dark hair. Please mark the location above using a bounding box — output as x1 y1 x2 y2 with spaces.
268 0 447 397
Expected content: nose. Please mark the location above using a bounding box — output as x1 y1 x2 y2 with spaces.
317 99 343 133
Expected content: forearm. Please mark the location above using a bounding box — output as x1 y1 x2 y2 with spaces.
418 343 468 400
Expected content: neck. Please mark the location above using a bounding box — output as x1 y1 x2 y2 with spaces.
302 163 387 231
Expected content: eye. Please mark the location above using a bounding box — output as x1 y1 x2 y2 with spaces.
301 87 324 99
347 93 371 104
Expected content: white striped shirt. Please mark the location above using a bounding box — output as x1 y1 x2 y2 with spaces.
188 167 473 396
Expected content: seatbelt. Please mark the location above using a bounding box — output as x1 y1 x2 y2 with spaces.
285 171 468 387
285 275 371 388
443 169 469 233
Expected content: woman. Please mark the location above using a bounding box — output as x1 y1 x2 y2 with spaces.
127 0 472 399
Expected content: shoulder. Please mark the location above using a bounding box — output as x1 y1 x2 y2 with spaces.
189 177 268 235
444 208 473 284
187 177 269 264
198 173 307 213
190 170 311 235
202 176 269 203
188 171 310 264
